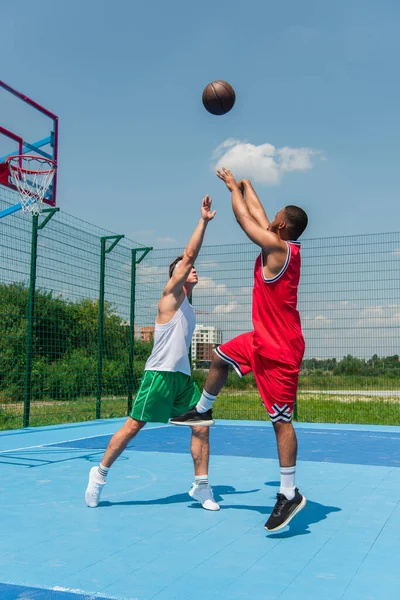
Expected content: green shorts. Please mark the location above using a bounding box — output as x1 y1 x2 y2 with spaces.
130 370 201 423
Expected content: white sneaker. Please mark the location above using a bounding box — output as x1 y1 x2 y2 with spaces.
85 466 106 508
189 483 220 511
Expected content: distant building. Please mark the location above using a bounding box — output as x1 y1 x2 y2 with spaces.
194 343 215 362
140 326 155 342
191 325 223 365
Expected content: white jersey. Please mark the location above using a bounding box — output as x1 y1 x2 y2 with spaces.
144 295 195 376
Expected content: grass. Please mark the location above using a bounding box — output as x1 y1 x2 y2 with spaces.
0 397 128 431
1 389 400 430
214 391 400 426
298 374 400 390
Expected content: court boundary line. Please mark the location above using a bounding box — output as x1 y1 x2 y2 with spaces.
2 423 400 455
0 580 128 600
0 425 169 454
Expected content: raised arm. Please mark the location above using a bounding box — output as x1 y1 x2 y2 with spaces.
238 179 270 230
217 168 284 253
162 195 216 301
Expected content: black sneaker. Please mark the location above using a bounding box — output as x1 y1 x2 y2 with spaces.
170 408 214 426
264 488 306 532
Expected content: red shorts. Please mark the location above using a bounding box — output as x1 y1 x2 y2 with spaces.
215 332 299 422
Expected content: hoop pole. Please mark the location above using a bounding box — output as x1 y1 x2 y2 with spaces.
23 215 39 427
38 207 59 230
127 247 152 414
23 208 60 428
96 235 125 420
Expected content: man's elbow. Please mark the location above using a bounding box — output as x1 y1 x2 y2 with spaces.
183 249 195 264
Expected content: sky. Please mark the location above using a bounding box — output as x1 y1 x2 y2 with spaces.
1 0 400 250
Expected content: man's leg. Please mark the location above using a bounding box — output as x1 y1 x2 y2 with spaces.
273 420 298 499
188 426 220 510
102 418 146 468
190 425 210 475
251 357 306 531
200 354 231 397
170 333 254 426
264 418 306 532
274 421 297 470
170 353 229 425
85 417 145 507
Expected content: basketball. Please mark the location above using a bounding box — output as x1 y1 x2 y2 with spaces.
202 80 236 116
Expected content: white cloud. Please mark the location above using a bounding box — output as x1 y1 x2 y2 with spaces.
213 301 238 314
122 260 132 273
196 260 218 269
212 139 323 185
392 249 400 256
356 305 400 327
196 277 228 296
239 286 253 295
137 264 167 279
303 314 333 328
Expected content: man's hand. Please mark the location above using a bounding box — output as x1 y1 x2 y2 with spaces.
237 178 251 193
216 167 239 191
201 195 216 222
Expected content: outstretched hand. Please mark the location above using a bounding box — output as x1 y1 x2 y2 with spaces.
237 179 251 193
216 167 238 191
201 195 216 222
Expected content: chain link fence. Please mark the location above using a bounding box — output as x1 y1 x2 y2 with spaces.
1 184 399 429
145 236 400 426
0 188 152 429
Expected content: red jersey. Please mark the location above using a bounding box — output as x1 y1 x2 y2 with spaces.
252 241 305 366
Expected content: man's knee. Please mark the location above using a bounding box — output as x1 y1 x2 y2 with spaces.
190 425 209 440
272 420 294 436
211 352 229 371
124 417 145 438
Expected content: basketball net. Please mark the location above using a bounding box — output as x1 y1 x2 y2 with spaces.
6 155 57 216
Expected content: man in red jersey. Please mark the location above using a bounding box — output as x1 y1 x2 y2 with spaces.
171 168 308 532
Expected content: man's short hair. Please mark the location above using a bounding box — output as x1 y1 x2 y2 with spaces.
169 255 184 278
284 205 308 240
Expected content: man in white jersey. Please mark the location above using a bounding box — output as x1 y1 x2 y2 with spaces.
85 195 218 510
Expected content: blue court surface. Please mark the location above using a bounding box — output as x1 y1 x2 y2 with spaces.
1 419 400 600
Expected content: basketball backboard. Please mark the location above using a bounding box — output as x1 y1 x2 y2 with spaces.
0 80 58 207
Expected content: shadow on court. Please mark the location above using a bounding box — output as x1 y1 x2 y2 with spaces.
264 481 342 538
99 484 341 528
98 484 264 509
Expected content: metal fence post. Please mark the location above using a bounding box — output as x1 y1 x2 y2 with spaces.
127 247 152 414
96 235 124 420
293 399 298 421
23 208 59 427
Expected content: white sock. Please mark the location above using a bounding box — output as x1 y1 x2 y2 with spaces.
280 466 296 500
194 474 208 486
98 463 109 479
196 390 217 413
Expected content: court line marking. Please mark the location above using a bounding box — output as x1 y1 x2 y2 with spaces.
2 424 399 456
0 581 130 600
0 425 169 454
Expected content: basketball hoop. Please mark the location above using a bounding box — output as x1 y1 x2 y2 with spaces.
5 155 57 216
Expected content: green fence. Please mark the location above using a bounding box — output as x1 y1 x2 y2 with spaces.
0 187 152 429
143 236 400 426
1 185 399 429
